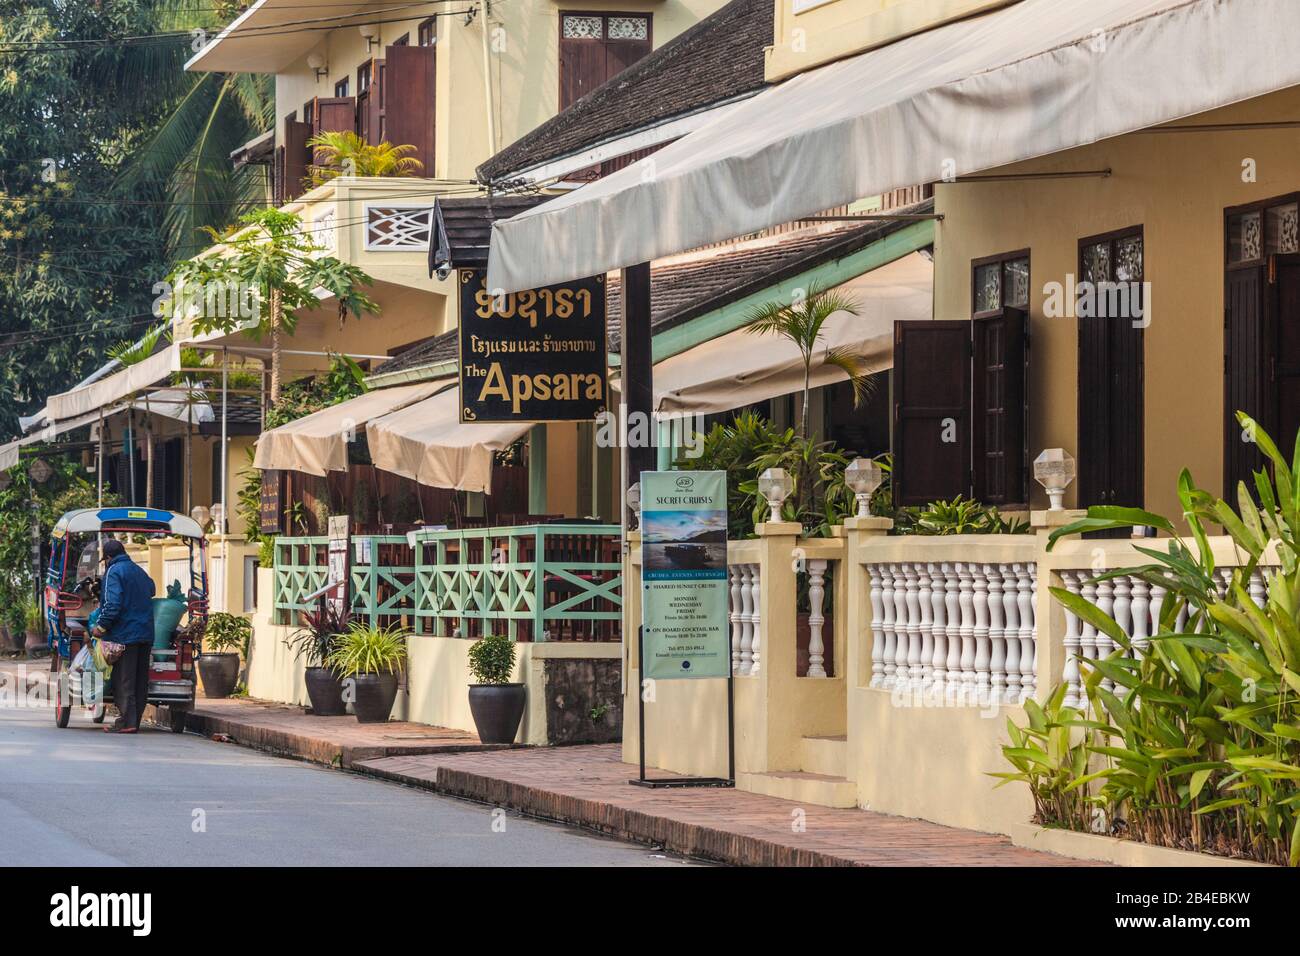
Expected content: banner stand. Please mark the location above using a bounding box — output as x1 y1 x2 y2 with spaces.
628 625 735 789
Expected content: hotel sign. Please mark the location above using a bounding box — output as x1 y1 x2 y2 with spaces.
457 268 608 423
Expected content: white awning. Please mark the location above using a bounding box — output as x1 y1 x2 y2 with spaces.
653 251 931 417
366 388 532 494
0 407 116 471
253 381 446 477
487 0 1300 292
46 346 180 421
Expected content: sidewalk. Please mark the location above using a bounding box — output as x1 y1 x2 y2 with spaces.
355 746 1087 867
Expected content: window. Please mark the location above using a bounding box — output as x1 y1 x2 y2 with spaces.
334 77 349 98
1077 226 1145 516
302 100 314 127
1228 197 1298 263
558 12 652 109
971 250 1029 316
392 32 409 47
418 17 436 46
357 60 372 94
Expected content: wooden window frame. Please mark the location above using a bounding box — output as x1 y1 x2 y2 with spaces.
392 32 410 47
334 77 349 98
1226 191 1300 271
357 60 372 95
417 17 437 47
971 248 1030 319
558 11 653 108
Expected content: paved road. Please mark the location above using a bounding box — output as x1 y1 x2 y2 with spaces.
0 700 696 867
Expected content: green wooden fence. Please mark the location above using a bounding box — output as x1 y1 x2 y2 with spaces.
273 525 621 641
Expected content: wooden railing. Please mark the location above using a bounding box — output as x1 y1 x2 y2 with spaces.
273 524 622 641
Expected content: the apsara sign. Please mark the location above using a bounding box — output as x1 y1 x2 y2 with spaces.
457 268 608 423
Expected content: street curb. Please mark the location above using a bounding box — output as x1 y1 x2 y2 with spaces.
152 704 515 768
354 759 855 867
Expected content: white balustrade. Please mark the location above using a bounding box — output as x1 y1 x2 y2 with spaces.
806 559 828 678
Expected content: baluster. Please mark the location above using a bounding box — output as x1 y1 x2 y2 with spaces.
729 565 743 675
1149 580 1167 640
749 563 762 676
985 563 1006 705
1249 569 1267 609
903 563 921 687
972 564 991 704
1078 575 1099 692
943 563 962 702
1130 576 1150 661
1095 577 1116 693
1112 574 1132 664
806 559 828 678
739 563 755 675
928 562 947 702
1001 565 1022 704
893 564 910 693
880 565 897 689
868 565 884 687
957 563 975 705
1019 563 1037 703
916 562 934 691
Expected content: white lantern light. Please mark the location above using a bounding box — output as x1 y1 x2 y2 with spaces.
844 457 883 518
757 467 793 523
1033 448 1076 511
306 52 327 80
625 481 641 520
190 505 211 531
210 502 225 535
358 24 378 50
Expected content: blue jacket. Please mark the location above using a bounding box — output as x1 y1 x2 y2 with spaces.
97 554 157 645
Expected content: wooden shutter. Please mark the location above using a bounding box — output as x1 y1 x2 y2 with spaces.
384 44 436 175
971 307 1028 505
1110 304 1145 508
893 320 971 507
559 30 606 108
282 119 312 201
1273 255 1300 467
312 96 356 165
1224 264 1269 497
357 58 385 145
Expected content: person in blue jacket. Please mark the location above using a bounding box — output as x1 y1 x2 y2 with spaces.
92 539 157 733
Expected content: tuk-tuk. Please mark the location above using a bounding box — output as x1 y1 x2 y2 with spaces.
45 507 208 732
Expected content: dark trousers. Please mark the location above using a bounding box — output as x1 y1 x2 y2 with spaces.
114 643 151 730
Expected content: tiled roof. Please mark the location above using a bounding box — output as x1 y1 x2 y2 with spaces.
428 194 550 276
378 201 931 379
477 0 772 182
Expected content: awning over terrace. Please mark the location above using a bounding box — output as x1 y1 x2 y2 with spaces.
0 406 116 471
652 250 930 417
46 346 180 421
486 0 1300 293
252 381 445 477
365 388 532 494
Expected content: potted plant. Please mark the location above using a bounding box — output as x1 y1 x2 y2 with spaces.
198 613 250 699
285 602 352 716
328 622 407 723
466 633 525 745
22 598 45 655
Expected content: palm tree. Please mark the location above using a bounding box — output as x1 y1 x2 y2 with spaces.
744 284 871 440
169 208 379 401
110 4 274 260
305 131 424 188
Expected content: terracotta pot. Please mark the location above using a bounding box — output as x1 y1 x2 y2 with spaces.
24 629 47 656
468 683 526 744
197 652 241 699
350 673 399 723
304 666 347 716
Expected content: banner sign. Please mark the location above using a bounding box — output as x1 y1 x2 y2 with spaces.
457 268 607 423
326 515 350 618
640 471 730 680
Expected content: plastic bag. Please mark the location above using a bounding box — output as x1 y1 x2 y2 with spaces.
67 645 93 699
100 640 126 665
153 580 187 649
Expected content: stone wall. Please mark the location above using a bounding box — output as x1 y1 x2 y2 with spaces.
542 657 622 745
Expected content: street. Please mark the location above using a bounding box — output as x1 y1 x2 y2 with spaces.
0 701 696 868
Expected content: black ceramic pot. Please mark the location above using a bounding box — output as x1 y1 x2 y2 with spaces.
197 652 241 699
468 683 526 744
351 672 399 723
304 666 348 716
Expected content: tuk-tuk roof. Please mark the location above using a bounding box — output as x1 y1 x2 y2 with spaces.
52 507 205 539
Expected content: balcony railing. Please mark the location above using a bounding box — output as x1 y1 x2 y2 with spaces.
273 524 622 641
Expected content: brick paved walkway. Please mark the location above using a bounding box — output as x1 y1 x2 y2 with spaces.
355 745 1089 867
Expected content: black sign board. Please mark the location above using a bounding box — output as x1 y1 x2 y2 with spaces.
457 268 607 423
259 470 283 535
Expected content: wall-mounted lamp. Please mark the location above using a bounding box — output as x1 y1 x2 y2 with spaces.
358 24 379 52
306 52 327 81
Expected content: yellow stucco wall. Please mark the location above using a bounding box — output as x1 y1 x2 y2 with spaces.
766 0 1017 81
274 1 730 181
932 86 1300 522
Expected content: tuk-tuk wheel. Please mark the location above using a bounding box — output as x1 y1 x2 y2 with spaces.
51 654 71 729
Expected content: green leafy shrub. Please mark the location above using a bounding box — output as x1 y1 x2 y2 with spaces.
990 685 1093 832
468 633 516 685
998 414 1300 865
285 602 352 668
264 353 368 430
328 622 408 677
894 496 1029 536
204 613 252 655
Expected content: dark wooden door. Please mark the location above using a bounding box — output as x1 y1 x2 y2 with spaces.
282 119 312 201
1271 255 1300 466
357 58 385 145
1224 264 1270 496
558 13 651 109
384 44 436 175
312 96 356 165
893 320 971 506
971 307 1028 506
1077 312 1144 510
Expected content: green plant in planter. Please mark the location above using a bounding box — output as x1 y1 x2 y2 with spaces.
328 622 408 677
468 633 516 685
204 613 252 655
286 602 352 668
989 684 1094 832
22 597 43 635
894 496 1029 535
